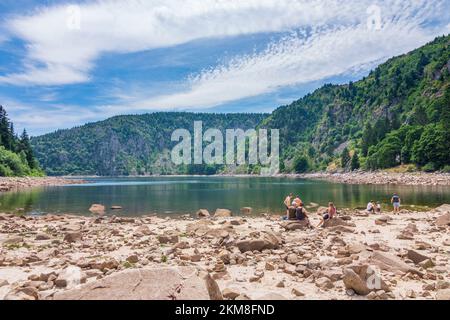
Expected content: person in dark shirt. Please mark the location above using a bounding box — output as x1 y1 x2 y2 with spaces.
391 193 401 213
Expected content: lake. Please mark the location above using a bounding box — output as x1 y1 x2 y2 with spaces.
1 176 449 216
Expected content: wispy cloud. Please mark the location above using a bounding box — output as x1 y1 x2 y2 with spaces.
0 0 373 86
1 96 106 135
0 0 448 135
109 0 449 110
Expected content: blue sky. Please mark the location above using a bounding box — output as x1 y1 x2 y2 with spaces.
0 0 449 136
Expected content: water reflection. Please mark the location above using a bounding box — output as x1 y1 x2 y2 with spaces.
0 177 449 216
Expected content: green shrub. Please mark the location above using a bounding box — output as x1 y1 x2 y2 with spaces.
0 164 13 176
412 124 449 169
292 155 310 173
0 146 29 176
422 162 437 172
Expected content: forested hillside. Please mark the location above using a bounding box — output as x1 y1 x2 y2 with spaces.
262 34 450 173
32 35 450 176
32 113 268 176
0 106 43 176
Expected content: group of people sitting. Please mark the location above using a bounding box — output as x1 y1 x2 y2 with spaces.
366 200 382 214
283 193 336 228
282 192 402 227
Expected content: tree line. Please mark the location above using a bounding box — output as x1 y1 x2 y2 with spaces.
0 105 44 176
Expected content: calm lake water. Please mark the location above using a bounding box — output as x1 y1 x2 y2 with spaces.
1 176 449 216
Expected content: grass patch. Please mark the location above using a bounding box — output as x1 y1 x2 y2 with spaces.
122 261 135 269
384 164 418 173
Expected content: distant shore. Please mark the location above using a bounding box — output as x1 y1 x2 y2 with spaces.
0 177 86 192
1 171 449 193
290 171 450 186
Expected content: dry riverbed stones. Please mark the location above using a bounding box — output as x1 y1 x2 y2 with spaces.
0 205 449 300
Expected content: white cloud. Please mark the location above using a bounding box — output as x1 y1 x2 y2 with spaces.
0 0 372 86
2 97 106 135
114 0 449 110
1 0 449 134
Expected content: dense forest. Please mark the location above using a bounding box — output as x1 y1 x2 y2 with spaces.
261 34 450 173
0 106 43 176
31 34 450 176
31 113 268 176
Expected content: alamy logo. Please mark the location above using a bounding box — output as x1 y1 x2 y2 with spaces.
66 5 81 30
366 265 382 290
171 121 280 175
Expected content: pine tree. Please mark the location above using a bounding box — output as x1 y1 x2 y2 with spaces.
0 106 16 151
361 123 375 156
341 147 351 170
411 105 429 125
19 129 36 169
374 116 390 142
390 113 401 130
351 152 360 171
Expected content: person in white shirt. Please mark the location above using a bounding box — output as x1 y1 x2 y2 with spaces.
366 200 375 213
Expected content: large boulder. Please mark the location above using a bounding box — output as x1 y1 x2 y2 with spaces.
135 225 153 236
52 267 222 300
1 236 24 245
281 220 309 231
196 209 210 218
433 204 450 213
157 232 179 244
323 217 355 228
89 204 105 215
407 250 431 265
186 220 214 236
214 209 233 217
63 232 82 243
369 251 423 276
436 289 450 300
235 231 281 253
343 264 391 295
240 207 253 214
436 212 450 227
343 269 370 295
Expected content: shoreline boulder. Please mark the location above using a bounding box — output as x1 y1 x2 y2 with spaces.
240 207 253 215
196 209 210 218
89 204 105 215
436 212 450 227
51 267 223 300
281 220 309 231
214 209 233 218
235 230 281 253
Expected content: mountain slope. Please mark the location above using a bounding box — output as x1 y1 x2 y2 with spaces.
32 34 450 175
261 34 449 172
31 113 268 175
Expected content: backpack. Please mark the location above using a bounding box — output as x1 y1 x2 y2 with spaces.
296 207 305 220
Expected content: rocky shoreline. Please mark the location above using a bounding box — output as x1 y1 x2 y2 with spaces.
0 206 449 300
0 177 85 192
291 171 450 186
